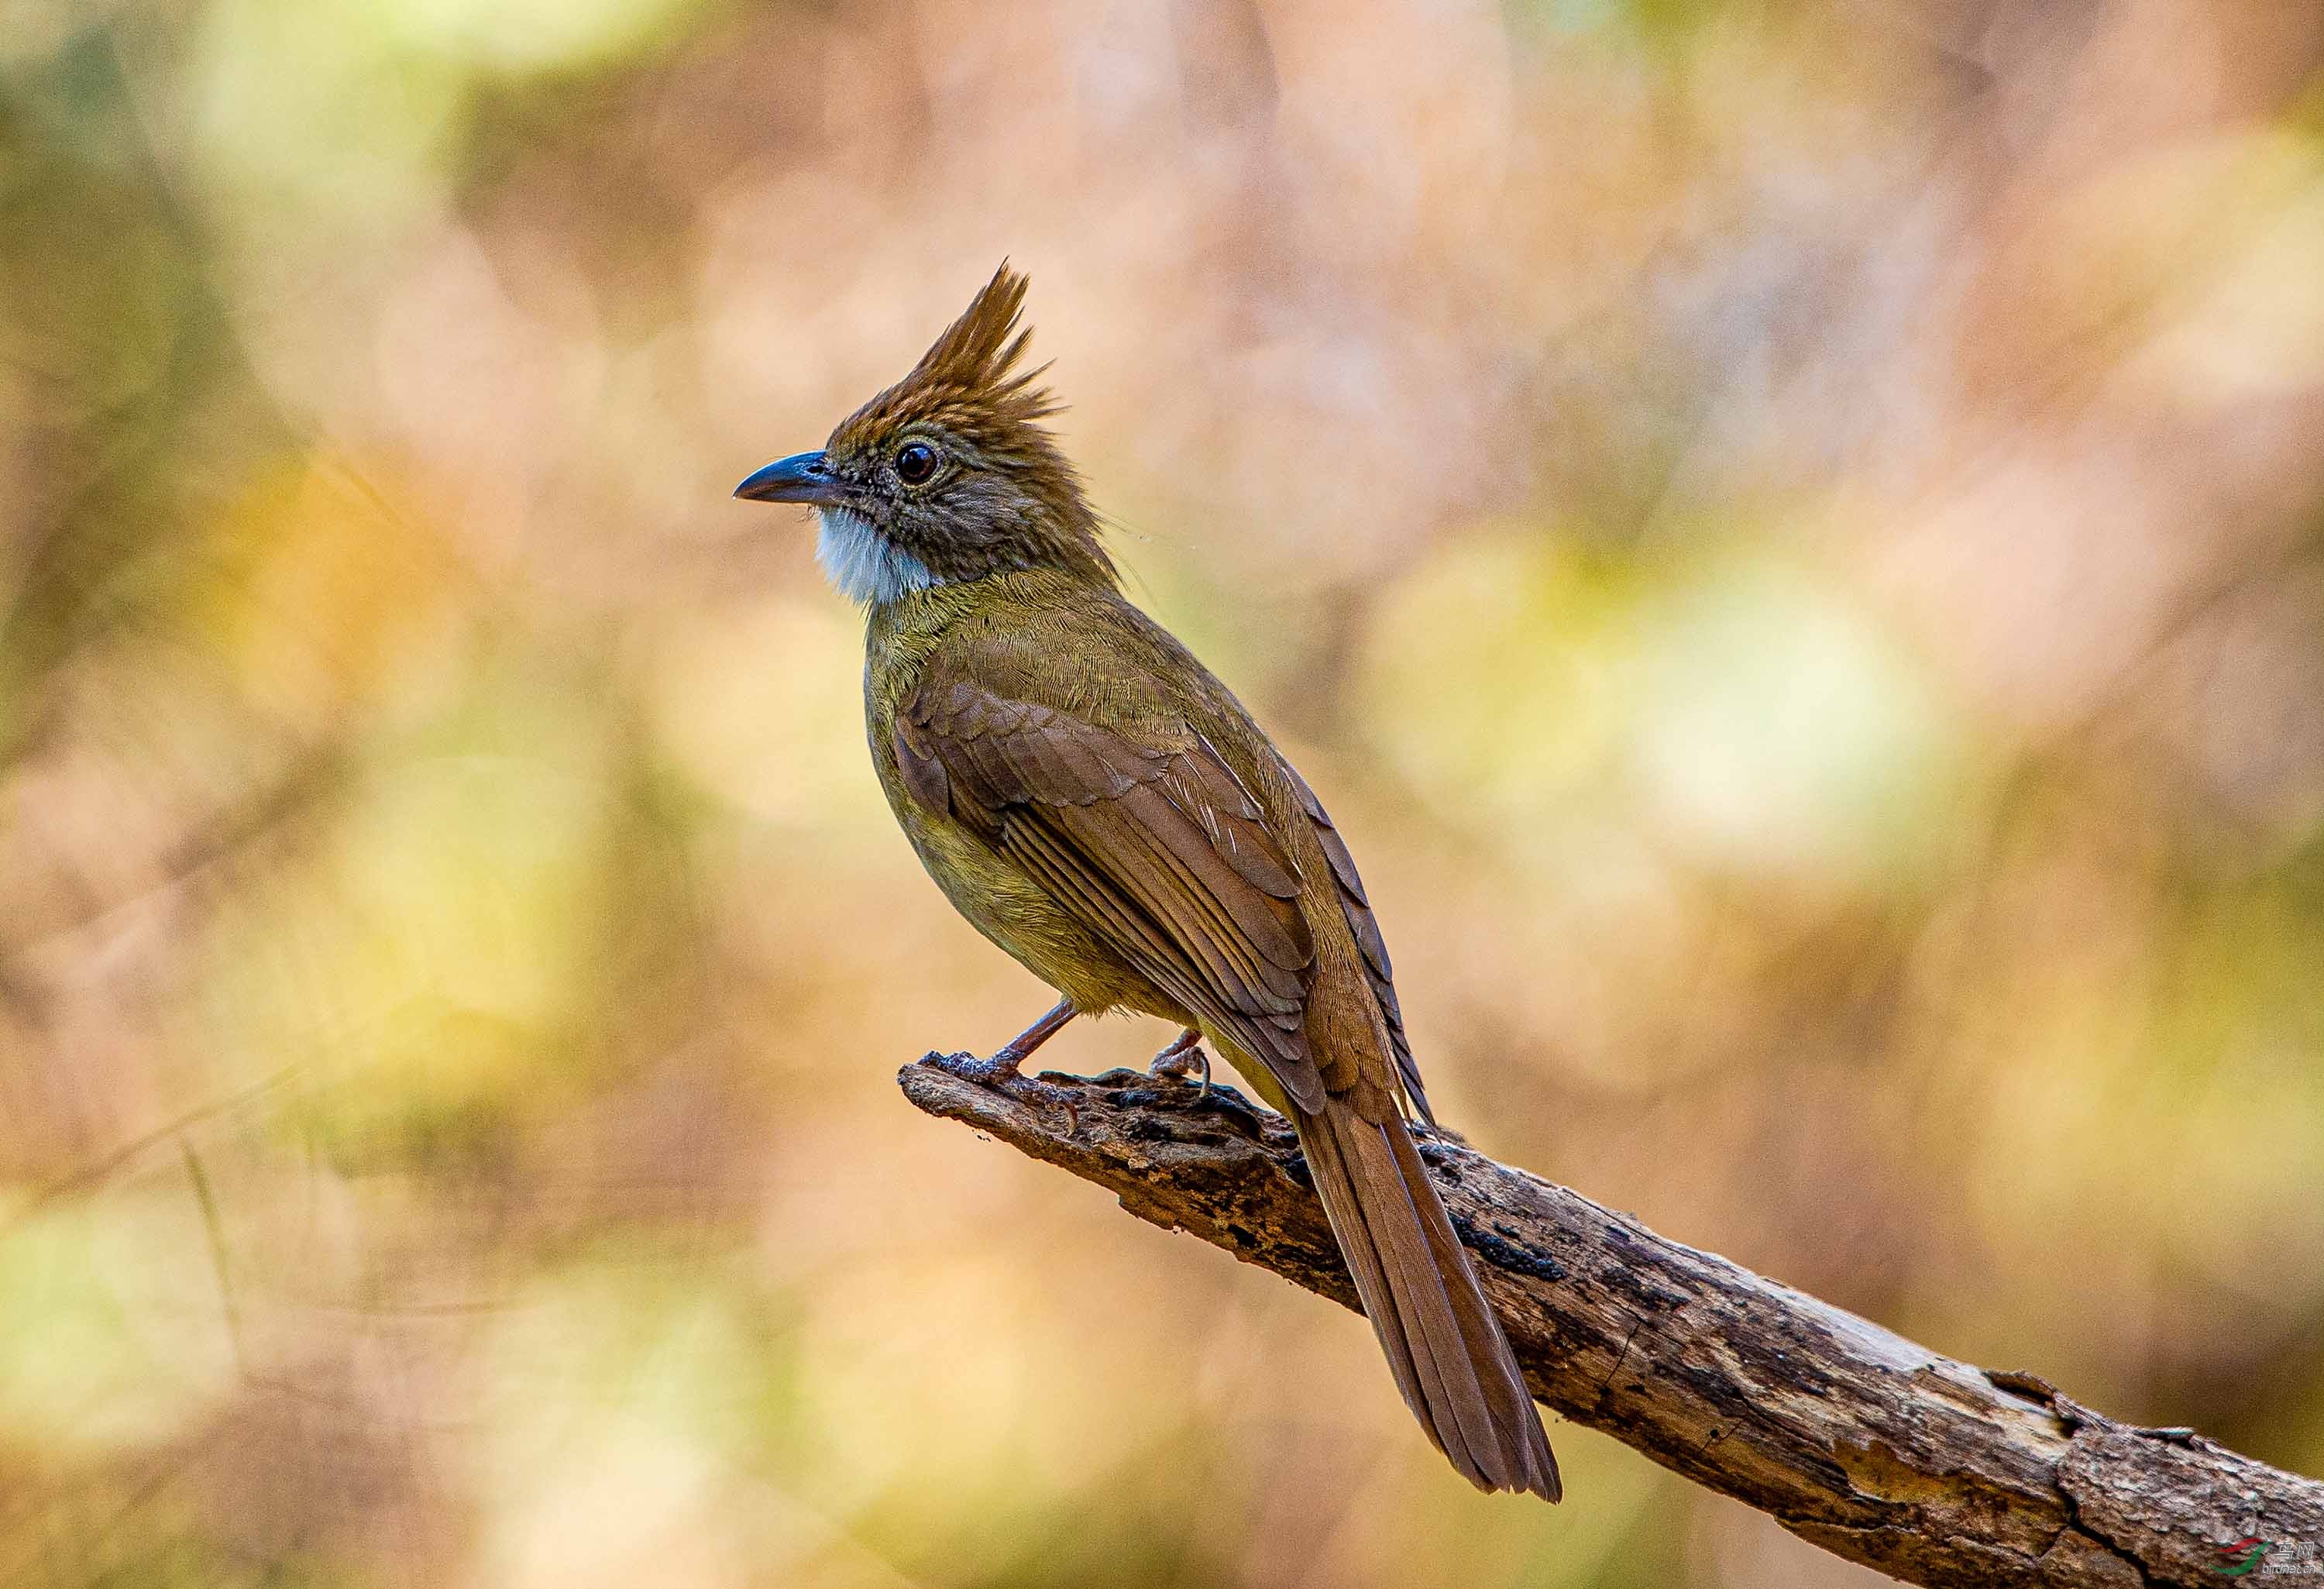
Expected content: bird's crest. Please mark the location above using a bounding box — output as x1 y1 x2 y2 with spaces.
905 262 1059 424
834 262 1064 453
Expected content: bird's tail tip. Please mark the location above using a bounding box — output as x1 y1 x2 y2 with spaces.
1300 1096 1565 1504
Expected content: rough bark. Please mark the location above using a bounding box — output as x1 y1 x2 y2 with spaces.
898 1059 2323 1587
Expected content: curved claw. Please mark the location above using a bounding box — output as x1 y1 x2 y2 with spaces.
1148 1032 1212 1102
923 1050 1081 1133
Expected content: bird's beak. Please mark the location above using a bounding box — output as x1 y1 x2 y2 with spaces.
734 449 843 505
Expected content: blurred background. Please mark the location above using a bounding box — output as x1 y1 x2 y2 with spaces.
4 0 2322 1584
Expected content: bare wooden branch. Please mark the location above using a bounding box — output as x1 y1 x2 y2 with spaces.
898 1059 2323 1587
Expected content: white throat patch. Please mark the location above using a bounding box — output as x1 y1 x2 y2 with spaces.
816 507 938 606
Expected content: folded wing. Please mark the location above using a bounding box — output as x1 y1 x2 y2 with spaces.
896 677 1326 1112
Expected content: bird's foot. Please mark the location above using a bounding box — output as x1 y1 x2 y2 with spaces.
923 1048 1081 1130
1148 1029 1212 1102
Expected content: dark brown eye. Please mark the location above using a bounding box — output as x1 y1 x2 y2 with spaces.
894 441 938 485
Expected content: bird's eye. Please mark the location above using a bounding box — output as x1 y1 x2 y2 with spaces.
894 441 939 485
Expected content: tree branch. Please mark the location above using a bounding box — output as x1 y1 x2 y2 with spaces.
898 1059 2323 1587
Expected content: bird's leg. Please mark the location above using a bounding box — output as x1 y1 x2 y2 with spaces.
1147 1026 1211 1101
925 998 1082 1120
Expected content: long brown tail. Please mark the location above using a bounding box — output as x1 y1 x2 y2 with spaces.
1294 1096 1562 1500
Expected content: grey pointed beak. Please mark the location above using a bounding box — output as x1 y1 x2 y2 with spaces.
734 449 842 505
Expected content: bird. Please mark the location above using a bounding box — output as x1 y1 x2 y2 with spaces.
734 263 1561 1501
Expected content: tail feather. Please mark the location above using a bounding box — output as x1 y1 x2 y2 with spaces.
1296 1097 1563 1501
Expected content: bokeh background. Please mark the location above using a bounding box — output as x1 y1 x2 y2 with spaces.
5 0 2323 1584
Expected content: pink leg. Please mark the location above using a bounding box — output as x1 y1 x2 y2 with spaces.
924 998 1082 1121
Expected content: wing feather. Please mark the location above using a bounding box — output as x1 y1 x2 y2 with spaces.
902 674 1325 1110
1277 759 1432 1124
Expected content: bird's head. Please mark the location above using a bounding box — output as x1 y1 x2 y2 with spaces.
736 263 1114 606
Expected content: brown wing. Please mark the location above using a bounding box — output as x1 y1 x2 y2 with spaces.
896 677 1327 1112
1277 760 1433 1125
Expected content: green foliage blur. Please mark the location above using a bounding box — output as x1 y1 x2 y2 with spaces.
5 1 2322 1584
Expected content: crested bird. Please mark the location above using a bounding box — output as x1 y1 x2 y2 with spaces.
734 264 1562 1501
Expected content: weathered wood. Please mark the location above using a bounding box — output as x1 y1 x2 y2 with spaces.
898 1058 2323 1587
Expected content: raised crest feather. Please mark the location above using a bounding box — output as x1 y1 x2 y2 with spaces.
834 262 1068 452
903 262 1061 425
